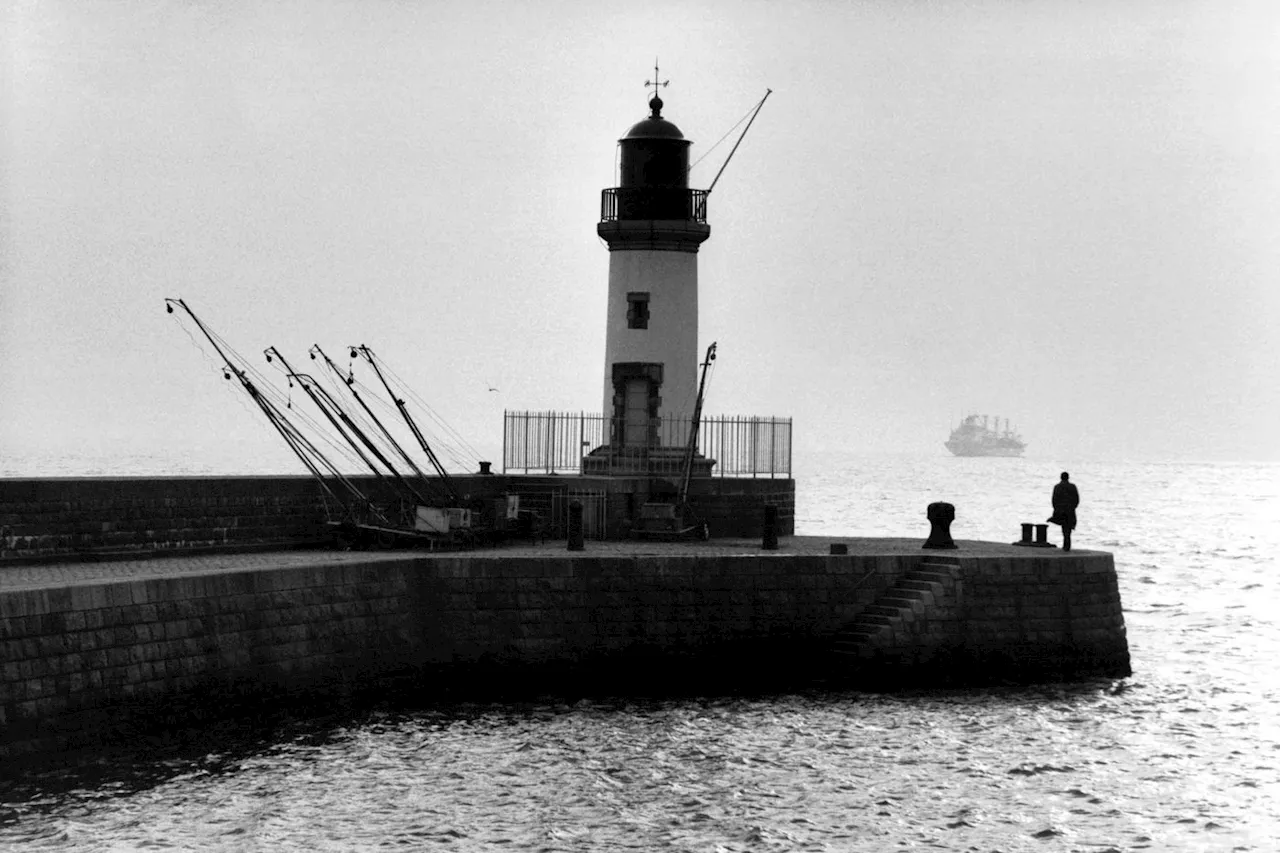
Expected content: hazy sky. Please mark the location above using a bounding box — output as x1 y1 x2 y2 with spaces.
4 0 1279 472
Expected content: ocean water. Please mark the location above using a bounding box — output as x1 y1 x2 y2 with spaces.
2 453 1279 851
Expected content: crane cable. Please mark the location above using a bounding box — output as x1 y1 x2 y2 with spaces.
690 89 772 185
705 89 771 196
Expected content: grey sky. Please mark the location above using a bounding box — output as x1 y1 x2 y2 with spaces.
4 0 1278 471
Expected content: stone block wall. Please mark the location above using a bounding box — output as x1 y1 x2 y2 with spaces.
687 478 794 538
0 477 332 562
845 555 1131 683
0 560 424 761
0 475 795 562
0 551 895 760
0 549 1128 762
956 554 1130 678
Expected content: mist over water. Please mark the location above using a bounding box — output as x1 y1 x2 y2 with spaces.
2 454 1279 850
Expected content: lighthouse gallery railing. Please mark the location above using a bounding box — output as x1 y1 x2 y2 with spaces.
599 188 710 223
503 411 791 478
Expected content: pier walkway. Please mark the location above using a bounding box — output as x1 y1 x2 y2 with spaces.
0 536 1082 593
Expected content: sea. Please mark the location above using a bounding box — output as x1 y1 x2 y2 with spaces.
1 452 1278 852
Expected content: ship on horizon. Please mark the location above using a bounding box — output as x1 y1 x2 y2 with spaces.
945 414 1026 457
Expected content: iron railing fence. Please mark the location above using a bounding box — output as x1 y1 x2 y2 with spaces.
504 410 606 475
503 411 792 478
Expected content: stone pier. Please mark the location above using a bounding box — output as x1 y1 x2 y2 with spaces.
0 537 1130 763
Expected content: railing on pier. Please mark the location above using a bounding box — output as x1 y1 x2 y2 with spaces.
599 188 710 223
503 411 792 478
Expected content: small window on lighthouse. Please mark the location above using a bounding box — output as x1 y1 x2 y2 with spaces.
626 292 650 329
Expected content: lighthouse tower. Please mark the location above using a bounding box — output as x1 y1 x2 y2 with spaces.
597 89 710 449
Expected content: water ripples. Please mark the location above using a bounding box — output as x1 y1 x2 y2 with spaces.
6 680 1277 852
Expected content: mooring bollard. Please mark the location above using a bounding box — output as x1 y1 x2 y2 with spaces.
1014 521 1056 547
829 543 848 555
762 503 778 551
567 500 584 551
922 502 958 550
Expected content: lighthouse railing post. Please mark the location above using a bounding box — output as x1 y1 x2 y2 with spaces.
769 418 776 479
561 411 569 471
554 411 561 471
787 418 793 480
716 416 723 478
548 412 557 475
522 411 530 475
770 418 777 477
751 418 759 477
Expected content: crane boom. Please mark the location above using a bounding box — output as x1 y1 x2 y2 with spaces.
706 89 771 196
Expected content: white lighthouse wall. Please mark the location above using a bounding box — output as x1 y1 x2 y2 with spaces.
602 250 700 429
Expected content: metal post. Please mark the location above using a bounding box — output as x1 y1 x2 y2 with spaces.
547 412 556 474
751 417 759 478
1035 523 1049 546
923 502 958 550
567 500 584 551
787 418 793 479
762 417 773 479
718 416 725 478
762 503 778 550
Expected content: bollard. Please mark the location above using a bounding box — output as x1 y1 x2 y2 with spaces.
478 461 493 475
1014 521 1056 547
922 502 958 549
762 503 778 551
567 500 584 551
829 543 848 555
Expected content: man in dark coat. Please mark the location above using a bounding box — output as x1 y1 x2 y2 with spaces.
1049 471 1080 551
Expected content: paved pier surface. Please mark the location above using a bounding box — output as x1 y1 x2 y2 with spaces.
0 536 1087 592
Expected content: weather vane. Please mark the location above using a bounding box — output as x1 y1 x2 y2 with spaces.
645 59 669 101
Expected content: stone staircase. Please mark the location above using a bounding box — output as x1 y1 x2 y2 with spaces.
831 558 962 664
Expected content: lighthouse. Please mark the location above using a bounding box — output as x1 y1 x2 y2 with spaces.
597 88 710 449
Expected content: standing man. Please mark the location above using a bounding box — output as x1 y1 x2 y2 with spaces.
1049 471 1080 551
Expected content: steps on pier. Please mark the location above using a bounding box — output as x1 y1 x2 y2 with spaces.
831 558 962 662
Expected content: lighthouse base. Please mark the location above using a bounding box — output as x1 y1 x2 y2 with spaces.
580 445 715 478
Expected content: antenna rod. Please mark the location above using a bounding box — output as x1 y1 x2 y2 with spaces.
706 89 771 196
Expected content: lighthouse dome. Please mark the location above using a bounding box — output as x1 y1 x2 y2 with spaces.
623 97 687 140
